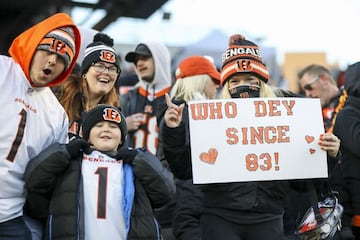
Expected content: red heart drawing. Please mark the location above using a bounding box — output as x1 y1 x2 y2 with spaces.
199 148 218 164
305 135 315 144
309 148 316 154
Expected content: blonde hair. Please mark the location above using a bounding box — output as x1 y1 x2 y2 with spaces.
220 80 276 99
171 74 214 102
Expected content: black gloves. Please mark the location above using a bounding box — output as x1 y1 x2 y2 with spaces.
66 139 91 158
116 147 138 164
66 139 137 163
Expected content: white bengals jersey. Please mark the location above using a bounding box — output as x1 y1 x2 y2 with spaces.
82 150 127 240
0 57 68 222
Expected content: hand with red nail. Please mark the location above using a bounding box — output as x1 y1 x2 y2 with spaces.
318 132 340 158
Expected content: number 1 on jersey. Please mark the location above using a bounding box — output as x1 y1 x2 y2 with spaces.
95 167 108 219
6 109 27 162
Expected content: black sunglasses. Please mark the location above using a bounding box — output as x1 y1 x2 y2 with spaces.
303 76 320 91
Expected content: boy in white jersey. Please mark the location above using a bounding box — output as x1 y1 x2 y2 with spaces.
24 104 176 239
0 13 81 239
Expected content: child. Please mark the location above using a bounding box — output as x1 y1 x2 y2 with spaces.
24 104 176 239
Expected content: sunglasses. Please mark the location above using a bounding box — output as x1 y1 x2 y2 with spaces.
303 76 320 91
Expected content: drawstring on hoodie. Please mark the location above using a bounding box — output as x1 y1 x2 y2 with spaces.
146 84 149 102
152 84 155 102
144 84 156 102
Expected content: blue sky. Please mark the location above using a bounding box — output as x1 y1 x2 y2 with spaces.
72 0 360 69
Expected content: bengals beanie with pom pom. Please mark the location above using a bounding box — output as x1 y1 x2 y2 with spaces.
80 32 121 75
220 34 269 86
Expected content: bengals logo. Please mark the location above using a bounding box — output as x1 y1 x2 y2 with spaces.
49 39 67 55
102 108 121 123
100 50 116 63
235 59 253 73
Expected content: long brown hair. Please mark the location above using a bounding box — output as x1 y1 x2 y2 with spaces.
58 74 120 122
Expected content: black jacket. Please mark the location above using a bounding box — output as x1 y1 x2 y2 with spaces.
333 62 360 179
172 179 203 240
333 96 360 178
159 100 203 239
159 99 192 180
24 143 176 240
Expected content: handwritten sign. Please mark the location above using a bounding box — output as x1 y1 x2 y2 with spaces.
188 98 327 184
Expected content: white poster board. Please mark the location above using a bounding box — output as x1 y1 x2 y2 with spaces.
188 98 327 184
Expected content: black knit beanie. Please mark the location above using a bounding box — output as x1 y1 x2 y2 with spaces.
81 104 127 146
80 33 121 75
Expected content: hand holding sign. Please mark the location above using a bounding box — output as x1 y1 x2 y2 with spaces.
317 133 340 158
164 93 185 128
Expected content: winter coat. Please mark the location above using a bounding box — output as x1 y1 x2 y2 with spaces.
333 62 360 179
172 179 203 240
24 143 176 240
120 41 171 157
333 96 360 179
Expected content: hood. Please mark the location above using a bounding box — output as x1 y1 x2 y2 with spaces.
136 41 172 97
8 12 81 87
344 61 360 97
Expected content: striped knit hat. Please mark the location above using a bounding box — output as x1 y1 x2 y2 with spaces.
80 33 121 75
37 27 76 71
220 34 269 86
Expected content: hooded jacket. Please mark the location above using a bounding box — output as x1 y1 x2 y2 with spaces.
9 12 81 87
120 41 172 156
134 41 172 99
0 13 80 223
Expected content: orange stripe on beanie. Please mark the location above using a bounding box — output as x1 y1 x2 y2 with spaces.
37 27 76 71
220 34 269 86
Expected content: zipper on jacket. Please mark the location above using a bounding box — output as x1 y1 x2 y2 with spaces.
48 214 53 240
153 217 161 240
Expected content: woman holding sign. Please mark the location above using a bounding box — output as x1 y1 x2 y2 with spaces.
198 34 341 240
161 34 341 240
